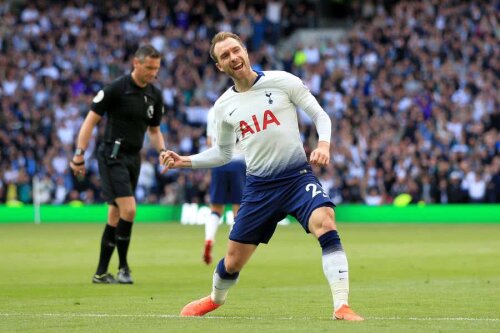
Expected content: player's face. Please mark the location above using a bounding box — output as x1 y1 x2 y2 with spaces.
133 56 161 86
214 38 252 80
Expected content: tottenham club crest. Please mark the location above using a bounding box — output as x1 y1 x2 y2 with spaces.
265 91 273 104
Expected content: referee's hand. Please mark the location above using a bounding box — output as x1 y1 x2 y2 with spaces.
70 156 86 179
159 150 184 174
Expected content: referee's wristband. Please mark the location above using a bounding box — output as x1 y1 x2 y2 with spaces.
71 160 85 166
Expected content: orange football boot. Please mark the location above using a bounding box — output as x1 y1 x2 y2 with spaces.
334 304 364 321
180 296 221 316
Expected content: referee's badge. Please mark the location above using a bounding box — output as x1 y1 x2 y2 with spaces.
147 105 154 118
93 90 104 103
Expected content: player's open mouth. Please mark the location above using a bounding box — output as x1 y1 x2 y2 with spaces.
233 63 243 71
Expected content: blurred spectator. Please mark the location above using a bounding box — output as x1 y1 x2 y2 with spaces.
364 187 383 206
0 0 498 205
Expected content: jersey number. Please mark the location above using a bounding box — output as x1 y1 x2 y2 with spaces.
306 183 328 198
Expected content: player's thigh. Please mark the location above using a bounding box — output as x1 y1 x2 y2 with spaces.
209 167 228 204
284 173 335 233
229 191 286 245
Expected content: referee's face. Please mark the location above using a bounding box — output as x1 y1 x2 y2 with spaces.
133 56 161 87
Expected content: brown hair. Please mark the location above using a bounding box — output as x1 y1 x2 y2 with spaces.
135 45 161 61
209 32 245 63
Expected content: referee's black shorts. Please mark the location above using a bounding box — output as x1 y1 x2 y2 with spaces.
97 143 141 205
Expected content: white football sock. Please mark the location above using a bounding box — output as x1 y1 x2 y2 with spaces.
322 250 349 311
210 271 238 305
205 212 221 242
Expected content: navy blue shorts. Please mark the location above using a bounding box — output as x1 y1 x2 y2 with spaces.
229 164 335 245
210 159 246 204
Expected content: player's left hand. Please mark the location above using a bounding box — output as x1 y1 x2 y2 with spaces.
309 141 330 167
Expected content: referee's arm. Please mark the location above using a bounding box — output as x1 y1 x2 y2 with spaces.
147 125 166 154
75 111 102 153
70 110 101 176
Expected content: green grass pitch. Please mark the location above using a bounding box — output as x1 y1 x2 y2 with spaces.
0 222 499 332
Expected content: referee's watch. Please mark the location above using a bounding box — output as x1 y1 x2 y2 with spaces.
74 148 85 156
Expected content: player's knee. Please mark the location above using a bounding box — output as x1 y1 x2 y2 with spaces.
309 207 337 237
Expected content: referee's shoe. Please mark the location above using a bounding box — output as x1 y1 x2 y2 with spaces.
117 267 133 284
92 273 117 284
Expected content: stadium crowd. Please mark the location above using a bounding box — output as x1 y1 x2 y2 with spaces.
0 0 499 205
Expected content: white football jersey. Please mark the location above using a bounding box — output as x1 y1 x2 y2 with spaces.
213 71 330 177
206 106 244 161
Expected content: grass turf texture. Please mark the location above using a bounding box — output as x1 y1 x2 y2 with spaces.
0 223 499 333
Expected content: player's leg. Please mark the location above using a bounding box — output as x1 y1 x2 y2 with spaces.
206 166 227 264
114 196 136 284
308 206 363 321
207 204 224 242
180 240 257 316
181 181 272 316
211 240 256 304
93 204 120 283
204 203 224 264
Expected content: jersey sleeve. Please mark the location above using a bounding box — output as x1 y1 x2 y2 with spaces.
90 83 118 116
214 105 236 147
206 107 215 143
281 72 332 142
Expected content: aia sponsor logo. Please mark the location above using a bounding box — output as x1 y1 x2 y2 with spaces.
239 110 280 138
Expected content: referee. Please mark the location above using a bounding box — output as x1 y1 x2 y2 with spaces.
70 45 168 284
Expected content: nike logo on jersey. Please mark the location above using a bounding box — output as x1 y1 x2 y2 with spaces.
339 270 348 273
229 108 237 116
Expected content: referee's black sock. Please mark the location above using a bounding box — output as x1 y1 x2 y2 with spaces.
96 224 116 275
116 218 133 270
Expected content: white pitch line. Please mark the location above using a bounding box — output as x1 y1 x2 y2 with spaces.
0 313 499 322
369 316 500 322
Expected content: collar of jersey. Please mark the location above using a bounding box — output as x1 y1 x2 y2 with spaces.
128 74 147 90
232 70 265 93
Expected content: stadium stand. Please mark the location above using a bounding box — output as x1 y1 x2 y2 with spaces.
0 0 498 205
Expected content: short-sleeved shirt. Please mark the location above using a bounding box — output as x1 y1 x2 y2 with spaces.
91 74 163 154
